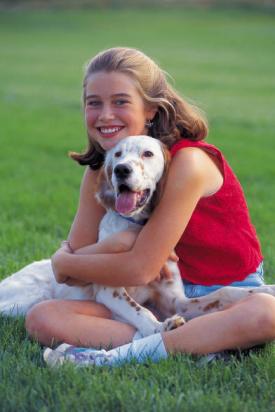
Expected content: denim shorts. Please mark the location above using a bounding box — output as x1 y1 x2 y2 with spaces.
182 262 265 298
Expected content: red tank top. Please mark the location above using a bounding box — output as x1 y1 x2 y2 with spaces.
170 139 263 286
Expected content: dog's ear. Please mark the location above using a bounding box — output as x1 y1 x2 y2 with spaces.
95 165 116 210
150 143 171 210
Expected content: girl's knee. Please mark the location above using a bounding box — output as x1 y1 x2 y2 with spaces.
25 300 58 343
241 293 275 341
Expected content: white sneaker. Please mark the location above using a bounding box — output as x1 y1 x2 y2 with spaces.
43 344 113 367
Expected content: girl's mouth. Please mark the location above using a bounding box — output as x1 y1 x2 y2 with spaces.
97 126 124 138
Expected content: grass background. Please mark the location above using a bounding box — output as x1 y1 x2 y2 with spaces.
0 5 274 411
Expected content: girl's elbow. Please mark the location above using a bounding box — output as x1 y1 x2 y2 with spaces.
51 253 67 284
127 251 158 286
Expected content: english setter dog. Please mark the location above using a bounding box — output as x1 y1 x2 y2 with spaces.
0 135 274 337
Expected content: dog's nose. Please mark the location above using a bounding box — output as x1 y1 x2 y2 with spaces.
114 164 132 179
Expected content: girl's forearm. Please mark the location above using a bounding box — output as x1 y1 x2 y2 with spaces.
74 242 123 256
52 230 143 287
73 231 137 256
53 250 144 287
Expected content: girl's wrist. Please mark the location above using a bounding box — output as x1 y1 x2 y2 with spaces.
60 240 74 253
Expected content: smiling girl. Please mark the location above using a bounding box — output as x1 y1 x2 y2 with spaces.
25 47 275 366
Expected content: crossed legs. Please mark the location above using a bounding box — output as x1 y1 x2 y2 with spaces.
25 293 275 355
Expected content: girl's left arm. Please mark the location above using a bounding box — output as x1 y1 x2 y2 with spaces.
53 148 215 287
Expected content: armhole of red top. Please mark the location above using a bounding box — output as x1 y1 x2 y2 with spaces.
171 141 226 180
198 147 225 180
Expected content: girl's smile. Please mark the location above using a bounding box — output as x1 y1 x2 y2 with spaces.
97 126 125 139
85 71 155 151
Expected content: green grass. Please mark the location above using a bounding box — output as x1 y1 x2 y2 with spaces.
0 7 274 411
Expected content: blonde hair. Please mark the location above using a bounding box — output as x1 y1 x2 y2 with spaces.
71 47 208 169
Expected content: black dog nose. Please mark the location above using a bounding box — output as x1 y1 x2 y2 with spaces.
114 164 132 179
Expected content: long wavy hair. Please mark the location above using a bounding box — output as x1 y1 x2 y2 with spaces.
70 47 208 170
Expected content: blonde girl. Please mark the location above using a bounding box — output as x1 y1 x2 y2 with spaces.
25 47 275 366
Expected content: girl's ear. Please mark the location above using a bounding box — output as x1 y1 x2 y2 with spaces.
95 165 116 210
150 143 171 210
145 105 158 122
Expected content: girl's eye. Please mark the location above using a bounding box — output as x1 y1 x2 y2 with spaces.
143 151 154 158
87 100 101 107
114 151 122 158
115 99 128 106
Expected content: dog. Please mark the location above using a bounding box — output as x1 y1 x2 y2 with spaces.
0 135 275 337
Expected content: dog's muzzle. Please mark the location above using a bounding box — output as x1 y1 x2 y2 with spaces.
115 184 151 215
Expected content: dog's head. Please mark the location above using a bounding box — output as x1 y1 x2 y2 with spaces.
96 135 170 220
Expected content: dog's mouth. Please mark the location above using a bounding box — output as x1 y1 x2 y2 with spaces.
115 184 150 215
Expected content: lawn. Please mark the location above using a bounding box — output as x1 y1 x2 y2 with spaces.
0 6 274 411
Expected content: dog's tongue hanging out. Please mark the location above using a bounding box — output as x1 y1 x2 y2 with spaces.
115 192 138 214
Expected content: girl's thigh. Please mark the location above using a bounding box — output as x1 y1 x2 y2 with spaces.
28 299 113 319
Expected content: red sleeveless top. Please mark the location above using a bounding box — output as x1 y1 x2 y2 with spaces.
170 139 263 286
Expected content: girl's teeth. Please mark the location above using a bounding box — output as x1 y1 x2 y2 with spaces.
100 127 121 134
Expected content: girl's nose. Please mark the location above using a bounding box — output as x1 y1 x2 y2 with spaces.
98 104 114 122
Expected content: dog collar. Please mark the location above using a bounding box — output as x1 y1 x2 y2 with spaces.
115 212 148 226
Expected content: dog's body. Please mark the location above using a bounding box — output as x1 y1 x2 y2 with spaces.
1 135 275 336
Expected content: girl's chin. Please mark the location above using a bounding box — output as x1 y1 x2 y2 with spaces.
101 136 126 151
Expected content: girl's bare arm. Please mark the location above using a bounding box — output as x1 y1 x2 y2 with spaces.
52 148 223 287
66 167 106 250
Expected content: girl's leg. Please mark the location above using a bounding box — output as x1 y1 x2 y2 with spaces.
43 293 275 367
25 299 136 348
163 293 275 354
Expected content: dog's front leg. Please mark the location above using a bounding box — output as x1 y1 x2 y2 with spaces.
95 286 163 337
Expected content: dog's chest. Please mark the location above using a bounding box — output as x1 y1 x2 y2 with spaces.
98 210 141 242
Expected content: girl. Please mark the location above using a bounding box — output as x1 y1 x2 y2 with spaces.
25 47 275 367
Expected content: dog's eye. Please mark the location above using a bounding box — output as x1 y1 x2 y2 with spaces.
143 150 154 158
114 151 122 158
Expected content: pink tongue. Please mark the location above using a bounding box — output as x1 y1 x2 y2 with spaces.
115 192 138 214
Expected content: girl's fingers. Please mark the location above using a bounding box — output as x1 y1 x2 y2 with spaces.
169 251 179 262
160 263 173 280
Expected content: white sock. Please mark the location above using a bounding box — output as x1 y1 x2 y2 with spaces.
132 330 143 341
44 333 168 367
101 332 168 366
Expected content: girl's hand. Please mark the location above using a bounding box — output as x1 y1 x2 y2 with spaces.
52 251 89 286
60 240 74 253
51 248 71 284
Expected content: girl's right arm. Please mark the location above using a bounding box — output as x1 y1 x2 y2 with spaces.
66 167 106 251
52 167 140 282
52 167 105 272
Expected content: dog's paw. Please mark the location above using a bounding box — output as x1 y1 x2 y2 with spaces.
162 314 186 331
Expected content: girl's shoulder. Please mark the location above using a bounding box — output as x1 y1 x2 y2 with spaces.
169 140 224 197
170 139 222 159
170 139 225 175
81 166 101 190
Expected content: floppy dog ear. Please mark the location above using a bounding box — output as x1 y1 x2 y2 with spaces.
150 143 171 211
95 164 116 210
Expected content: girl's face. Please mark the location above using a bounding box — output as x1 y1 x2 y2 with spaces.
84 71 156 151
